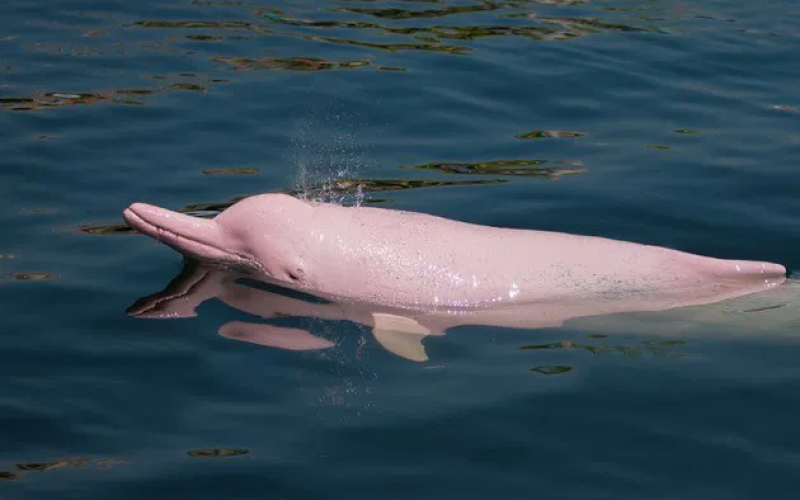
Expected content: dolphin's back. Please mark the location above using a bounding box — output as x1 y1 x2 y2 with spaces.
305 203 786 310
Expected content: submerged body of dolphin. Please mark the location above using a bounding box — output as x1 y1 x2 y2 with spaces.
129 262 797 362
123 193 785 313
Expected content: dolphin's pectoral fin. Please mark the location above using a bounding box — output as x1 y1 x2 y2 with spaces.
372 313 431 362
219 321 335 351
372 313 431 335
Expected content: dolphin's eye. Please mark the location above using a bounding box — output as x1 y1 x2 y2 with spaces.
287 268 305 281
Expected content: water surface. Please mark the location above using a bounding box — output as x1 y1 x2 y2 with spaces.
2 0 800 498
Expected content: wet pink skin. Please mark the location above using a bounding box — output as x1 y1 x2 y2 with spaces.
123 193 786 314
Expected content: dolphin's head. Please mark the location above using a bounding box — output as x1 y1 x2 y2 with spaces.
123 194 313 287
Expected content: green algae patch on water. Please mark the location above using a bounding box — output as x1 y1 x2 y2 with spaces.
0 75 229 112
187 448 249 458
516 130 585 139
214 56 371 71
303 34 472 54
16 458 90 472
402 159 587 178
339 4 501 20
169 82 208 92
11 272 58 281
203 168 260 175
0 93 110 111
135 20 257 30
259 6 661 55
184 34 225 41
520 336 690 362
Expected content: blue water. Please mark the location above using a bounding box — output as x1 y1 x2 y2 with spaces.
2 0 800 497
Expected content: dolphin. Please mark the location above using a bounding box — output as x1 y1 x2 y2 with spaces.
128 262 798 362
122 193 785 313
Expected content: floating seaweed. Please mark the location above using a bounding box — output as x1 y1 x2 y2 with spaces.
185 34 225 41
16 458 89 472
538 15 652 34
402 159 586 177
262 8 656 46
187 448 249 458
0 456 126 484
135 20 256 30
214 56 371 71
114 89 156 96
516 130 585 139
11 272 58 281
530 365 573 375
520 337 688 360
0 78 219 112
0 92 110 111
203 168 260 175
339 4 502 20
169 82 208 91
305 34 471 54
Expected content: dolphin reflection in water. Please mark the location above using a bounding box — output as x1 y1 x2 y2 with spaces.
128 260 798 362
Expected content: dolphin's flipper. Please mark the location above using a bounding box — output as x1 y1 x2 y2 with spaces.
219 321 335 351
372 313 430 362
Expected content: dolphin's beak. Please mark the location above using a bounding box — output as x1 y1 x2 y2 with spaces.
123 203 249 266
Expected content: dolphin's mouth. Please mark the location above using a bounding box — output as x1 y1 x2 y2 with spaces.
123 204 258 272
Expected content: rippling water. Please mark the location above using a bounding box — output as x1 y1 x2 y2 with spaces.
2 0 800 497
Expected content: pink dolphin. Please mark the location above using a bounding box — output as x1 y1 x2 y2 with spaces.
122 193 785 313
128 262 794 362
